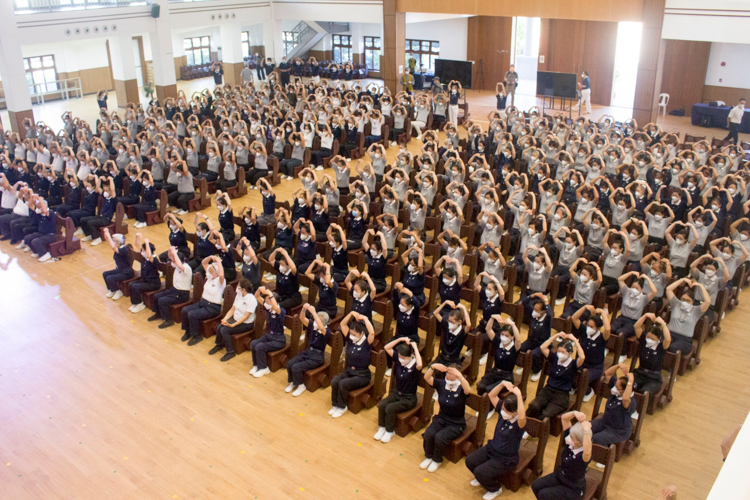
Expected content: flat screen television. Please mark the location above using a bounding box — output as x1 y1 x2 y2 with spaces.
536 71 578 99
434 59 473 89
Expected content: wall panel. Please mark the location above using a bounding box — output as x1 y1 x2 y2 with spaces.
466 16 512 91
702 86 750 106
660 39 710 112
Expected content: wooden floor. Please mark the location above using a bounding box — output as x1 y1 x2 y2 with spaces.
1 78 750 500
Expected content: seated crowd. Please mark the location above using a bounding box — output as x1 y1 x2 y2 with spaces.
0 72 745 500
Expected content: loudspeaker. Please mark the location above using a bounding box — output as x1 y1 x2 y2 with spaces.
151 3 160 18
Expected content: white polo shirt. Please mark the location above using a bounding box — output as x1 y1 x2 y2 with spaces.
728 105 745 124
202 275 226 304
232 290 257 324
0 187 18 210
173 264 193 291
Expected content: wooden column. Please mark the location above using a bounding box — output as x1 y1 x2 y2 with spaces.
633 0 666 125
382 0 405 93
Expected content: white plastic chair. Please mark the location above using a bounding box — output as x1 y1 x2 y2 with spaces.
658 93 669 117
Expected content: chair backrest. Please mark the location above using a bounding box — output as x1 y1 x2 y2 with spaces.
658 93 669 106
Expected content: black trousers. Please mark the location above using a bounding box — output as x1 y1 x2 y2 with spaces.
135 202 157 222
667 332 692 356
331 369 371 408
311 148 331 167
423 415 465 463
466 446 518 493
519 339 545 373
632 368 662 396
378 392 417 432
103 268 134 292
526 386 570 420
246 168 268 187
280 158 302 177
286 349 324 385
216 179 237 192
153 288 190 321
591 417 630 447
477 368 513 396
532 471 584 500
725 122 740 145
279 292 302 311
81 216 112 238
181 298 221 337
129 280 161 305
215 321 254 354
0 213 25 238
168 191 194 211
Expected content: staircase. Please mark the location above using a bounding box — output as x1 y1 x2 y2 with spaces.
282 21 351 60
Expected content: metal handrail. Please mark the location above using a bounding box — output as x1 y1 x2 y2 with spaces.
284 21 317 57
14 0 152 14
28 77 83 104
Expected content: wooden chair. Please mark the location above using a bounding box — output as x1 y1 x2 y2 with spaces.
630 346 680 415
591 389 649 462
444 394 490 463
484 344 534 400
302 330 345 393
119 249 142 295
170 273 204 323
101 202 128 236
199 286 236 338
416 314 438 366
265 156 281 186
142 264 172 311
550 434 617 500
500 417 550 492
392 369 435 437
267 313 303 373
48 214 81 258
344 349 389 414
536 359 589 436
460 331 483 385
231 315 266 355
145 189 168 226
226 166 247 199
187 177 210 212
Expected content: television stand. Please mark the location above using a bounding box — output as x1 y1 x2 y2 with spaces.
540 95 578 120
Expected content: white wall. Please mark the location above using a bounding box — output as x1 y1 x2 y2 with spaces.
172 26 221 58
663 1 750 44
309 22 382 52
21 40 110 72
273 0 382 23
406 18 468 61
705 43 750 89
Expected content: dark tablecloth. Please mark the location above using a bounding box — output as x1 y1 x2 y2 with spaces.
691 103 750 133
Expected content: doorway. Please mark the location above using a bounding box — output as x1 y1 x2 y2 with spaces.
611 22 643 108
511 17 541 98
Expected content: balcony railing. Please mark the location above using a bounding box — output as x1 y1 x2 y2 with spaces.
14 0 152 14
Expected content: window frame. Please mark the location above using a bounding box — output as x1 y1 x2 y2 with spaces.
333 34 352 64
405 39 440 73
184 36 211 66
364 36 381 71
241 31 250 57
24 55 59 94
282 31 299 57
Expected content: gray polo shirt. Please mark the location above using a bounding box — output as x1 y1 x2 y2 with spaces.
526 261 550 293
668 297 702 338
603 248 627 279
573 275 597 305
692 268 725 306
647 213 669 239
619 285 650 319
481 250 505 285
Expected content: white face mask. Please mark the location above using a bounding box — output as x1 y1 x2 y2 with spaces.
580 275 590 284
557 352 569 363
532 310 543 319
586 326 597 338
723 252 733 260
501 409 514 420
449 322 462 333
590 223 600 230
500 335 512 347
565 435 576 449
533 262 542 271
398 356 413 366
680 300 692 311
646 338 659 349
611 387 621 397
407 264 416 273
399 304 409 313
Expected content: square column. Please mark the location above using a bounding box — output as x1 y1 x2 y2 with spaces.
633 0 666 125
382 0 405 93
108 33 140 107
0 0 34 137
150 0 177 101
219 24 244 86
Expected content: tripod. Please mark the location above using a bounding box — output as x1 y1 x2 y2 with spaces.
475 59 485 91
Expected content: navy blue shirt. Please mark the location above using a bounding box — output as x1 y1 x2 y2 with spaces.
291 201 309 224
402 268 425 298
546 353 578 392
169 228 188 251
487 411 524 459
113 245 132 272
141 257 161 283
312 210 329 235
265 307 286 342
275 264 299 299
434 378 468 425
218 209 235 240
556 431 590 492
394 359 420 395
602 376 634 431
243 220 261 246
578 331 606 370
305 318 331 353
348 216 366 240
296 236 316 264
395 305 419 341
141 185 156 204
314 276 338 310
100 197 116 220
493 340 518 374
262 193 276 216
366 253 387 282
438 320 466 363
438 274 462 305
636 334 664 373
528 306 553 346
478 294 503 330
194 235 216 261
331 245 348 275
351 291 373 322
82 190 99 214
38 213 56 234
275 227 294 249
345 335 371 372
581 77 590 90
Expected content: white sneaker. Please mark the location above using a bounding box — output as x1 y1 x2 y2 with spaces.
385 368 392 377
23 245 32 253
522 432 530 440
315 166 324 171
470 479 481 487
486 408 496 420
374 427 387 440
285 383 295 393
464 349 473 358
555 298 566 306
74 228 84 236
292 384 307 397
479 353 488 366
515 367 523 375
31 253 39 258
253 367 271 378
420 458 433 470
329 407 338 415
249 366 259 376
432 392 438 401
81 235 92 242
131 303 146 313
618 354 627 364
122 214 129 220
631 411 639 420
569 388 576 395
583 389 595 402
90 237 103 246
380 431 394 443
390 142 397 147
15 242 25 249
483 489 502 500
531 371 541 382
299 286 309 293
427 461 441 473
106 291 115 298
112 290 123 301
332 407 347 418
595 462 605 469
39 252 52 262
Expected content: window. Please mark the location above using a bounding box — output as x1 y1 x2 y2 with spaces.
184 36 211 66
24 55 58 94
405 39 440 73
333 34 352 64
241 31 250 57
364 36 381 71
283 31 299 57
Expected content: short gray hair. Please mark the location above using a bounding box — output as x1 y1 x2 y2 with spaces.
569 422 584 445
317 311 330 326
